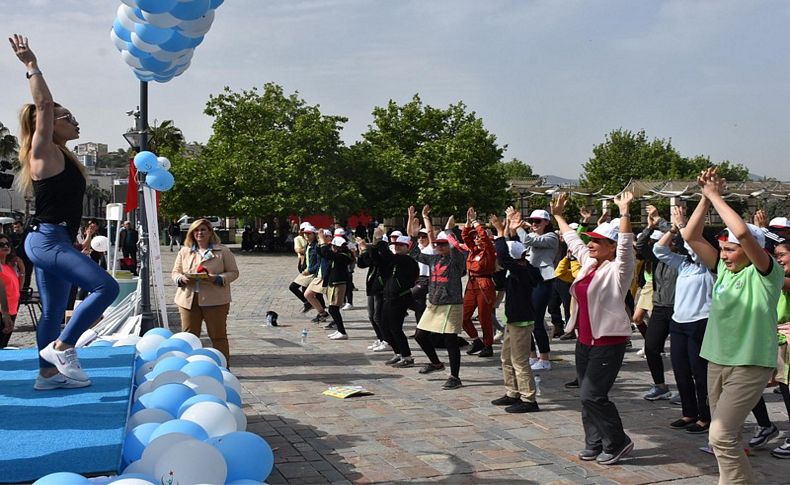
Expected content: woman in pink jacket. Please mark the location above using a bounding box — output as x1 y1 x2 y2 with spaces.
551 191 636 466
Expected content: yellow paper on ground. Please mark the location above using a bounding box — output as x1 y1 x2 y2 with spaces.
323 386 373 399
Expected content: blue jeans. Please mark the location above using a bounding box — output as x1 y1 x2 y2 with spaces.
26 223 119 368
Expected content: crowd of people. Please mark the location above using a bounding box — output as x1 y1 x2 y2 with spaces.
288 170 790 478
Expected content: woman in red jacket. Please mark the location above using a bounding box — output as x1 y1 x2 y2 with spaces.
460 207 498 358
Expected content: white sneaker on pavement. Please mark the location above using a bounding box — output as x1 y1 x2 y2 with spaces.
493 330 504 343
34 372 91 390
372 341 391 352
39 342 89 382
529 357 539 366
531 359 552 371
341 303 353 311
329 332 349 340
367 339 382 350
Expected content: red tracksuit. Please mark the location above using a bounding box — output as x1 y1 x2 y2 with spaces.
461 224 497 346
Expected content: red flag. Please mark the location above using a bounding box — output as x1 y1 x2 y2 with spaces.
126 158 138 213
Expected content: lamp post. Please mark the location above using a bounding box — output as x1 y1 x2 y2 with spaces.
122 82 154 334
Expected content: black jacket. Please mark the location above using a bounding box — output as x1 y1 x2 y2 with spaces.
357 240 387 295
495 237 543 324
375 245 419 301
318 244 352 287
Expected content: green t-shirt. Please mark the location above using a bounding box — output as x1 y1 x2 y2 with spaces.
506 318 535 328
778 290 790 325
701 259 784 367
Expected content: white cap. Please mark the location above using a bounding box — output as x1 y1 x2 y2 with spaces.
390 235 411 246
718 223 766 248
434 231 450 243
769 217 789 228
568 222 579 230
506 240 526 260
334 228 346 236
583 218 621 241
299 222 311 230
650 230 663 241
331 236 347 247
323 229 333 236
302 225 316 234
528 209 551 221
418 227 429 235
390 230 403 238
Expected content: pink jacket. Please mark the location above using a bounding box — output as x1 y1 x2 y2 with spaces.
563 230 635 339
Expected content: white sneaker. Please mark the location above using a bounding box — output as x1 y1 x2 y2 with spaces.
367 339 381 350
329 332 348 340
341 303 353 311
372 341 391 352
493 330 504 343
636 347 646 358
531 359 552 371
529 357 539 366
34 372 91 390
39 342 89 382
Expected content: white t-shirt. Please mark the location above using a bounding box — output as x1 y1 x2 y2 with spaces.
418 244 434 277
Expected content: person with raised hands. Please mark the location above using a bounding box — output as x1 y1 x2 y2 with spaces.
550 190 636 465
682 168 784 483
356 224 390 352
460 207 498 358
316 229 354 340
410 204 467 390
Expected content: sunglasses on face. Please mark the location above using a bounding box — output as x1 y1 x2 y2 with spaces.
55 113 78 125
0 242 10 248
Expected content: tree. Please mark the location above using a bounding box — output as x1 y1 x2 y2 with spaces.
501 158 536 180
149 120 185 158
0 122 18 162
350 95 509 217
162 83 360 219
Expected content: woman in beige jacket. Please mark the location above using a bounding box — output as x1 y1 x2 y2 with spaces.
172 219 239 364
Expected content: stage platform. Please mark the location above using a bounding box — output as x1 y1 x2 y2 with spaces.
0 346 136 484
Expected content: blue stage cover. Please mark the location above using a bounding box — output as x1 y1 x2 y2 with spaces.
0 346 136 483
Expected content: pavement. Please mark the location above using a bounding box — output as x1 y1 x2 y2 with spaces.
8 246 790 484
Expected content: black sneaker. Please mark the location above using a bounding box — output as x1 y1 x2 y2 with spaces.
578 448 601 461
491 395 521 406
670 418 696 429
685 423 710 434
596 436 634 465
559 333 576 340
301 303 313 313
419 362 445 374
505 401 540 413
384 355 402 366
310 315 322 324
442 376 462 390
466 339 484 355
392 357 415 368
323 321 336 329
478 346 493 357
564 379 579 389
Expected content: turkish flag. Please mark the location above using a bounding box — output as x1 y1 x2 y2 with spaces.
126 158 138 213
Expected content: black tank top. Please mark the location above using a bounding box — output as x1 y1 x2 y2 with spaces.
31 149 86 241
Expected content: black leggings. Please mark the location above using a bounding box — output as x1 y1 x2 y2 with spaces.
367 294 384 341
381 297 411 357
530 280 552 354
328 305 345 334
414 329 460 378
752 383 790 427
289 282 308 304
645 305 673 385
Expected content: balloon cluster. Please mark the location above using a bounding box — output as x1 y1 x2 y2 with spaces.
32 328 274 484
133 151 175 191
111 0 225 83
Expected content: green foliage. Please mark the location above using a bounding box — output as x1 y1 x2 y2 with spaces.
501 158 536 180
0 122 19 162
350 95 509 217
98 148 133 169
581 129 750 194
149 120 185 158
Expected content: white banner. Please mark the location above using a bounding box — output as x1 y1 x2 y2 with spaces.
143 186 169 327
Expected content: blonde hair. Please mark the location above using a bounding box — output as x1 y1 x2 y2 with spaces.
184 219 220 247
15 103 87 195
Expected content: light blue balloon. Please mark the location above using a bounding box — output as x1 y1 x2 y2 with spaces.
139 55 173 74
126 42 151 59
134 23 174 45
210 0 225 8
156 338 193 356
225 386 241 407
169 0 210 21
112 20 132 42
133 151 157 172
190 348 224 366
137 0 178 15
140 383 196 416
109 474 156 484
207 432 274 482
132 7 146 21
33 473 90 485
177 394 227 417
135 71 155 82
145 327 173 339
187 35 205 48
160 31 192 52
147 356 189 380
123 422 159 464
90 339 113 347
181 360 224 383
150 418 208 441
146 168 175 191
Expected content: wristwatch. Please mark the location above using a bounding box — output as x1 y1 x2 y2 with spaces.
26 69 42 79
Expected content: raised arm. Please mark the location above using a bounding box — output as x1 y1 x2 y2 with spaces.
406 206 418 237
614 191 633 235
549 193 574 235
700 168 771 273
422 204 434 245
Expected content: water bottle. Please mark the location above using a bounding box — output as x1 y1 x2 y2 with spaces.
300 328 308 345
534 375 542 397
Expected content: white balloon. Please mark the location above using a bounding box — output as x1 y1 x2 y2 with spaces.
173 48 194 63
180 401 237 438
153 440 227 485
133 379 157 401
136 334 167 354
134 361 156 385
170 332 203 350
139 434 195 471
227 402 247 431
201 347 227 368
177 9 214 35
130 32 162 54
126 408 174 432
120 0 139 7
110 29 128 51
184 375 227 400
122 459 150 475
221 369 241 395
113 333 140 347
150 49 183 62
156 156 172 170
186 354 216 365
116 5 139 31
141 10 181 28
110 479 155 485
75 329 99 348
149 370 189 390
150 350 189 368
121 50 144 69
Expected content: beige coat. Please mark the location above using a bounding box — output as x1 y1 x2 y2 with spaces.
172 244 239 309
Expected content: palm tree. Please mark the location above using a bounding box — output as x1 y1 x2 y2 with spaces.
0 122 19 163
149 120 185 157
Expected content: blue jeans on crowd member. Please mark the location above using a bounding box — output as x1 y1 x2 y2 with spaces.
26 223 119 369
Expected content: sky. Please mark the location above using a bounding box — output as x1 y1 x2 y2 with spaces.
2 0 790 181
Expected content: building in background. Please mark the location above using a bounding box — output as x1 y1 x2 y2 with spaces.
75 142 108 168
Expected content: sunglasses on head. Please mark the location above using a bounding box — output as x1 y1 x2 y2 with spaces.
55 113 78 125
